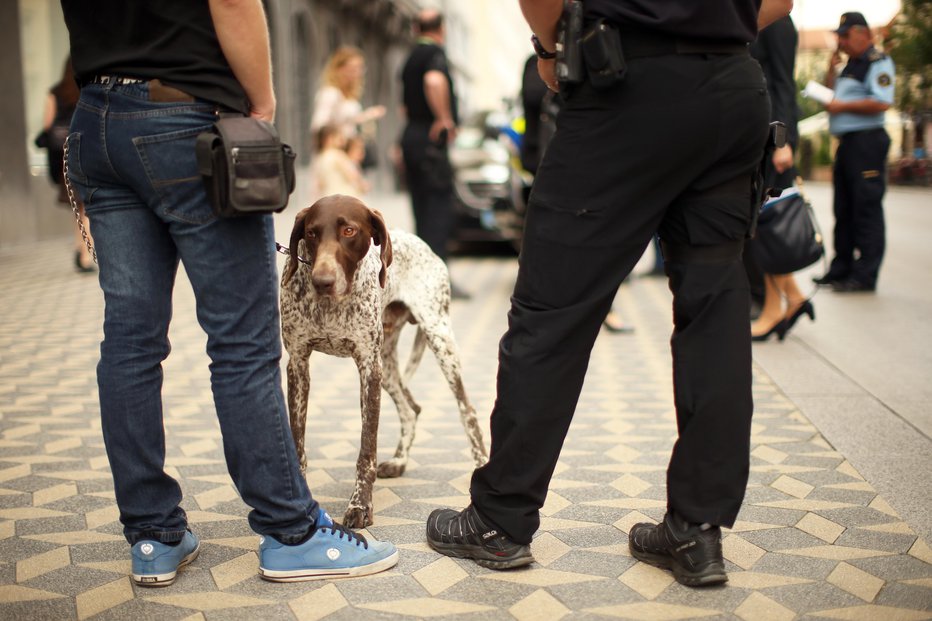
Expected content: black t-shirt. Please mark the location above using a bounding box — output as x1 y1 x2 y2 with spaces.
60 0 249 113
401 41 459 125
584 0 761 43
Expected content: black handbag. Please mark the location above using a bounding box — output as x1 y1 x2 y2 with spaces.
751 191 824 274
195 116 296 217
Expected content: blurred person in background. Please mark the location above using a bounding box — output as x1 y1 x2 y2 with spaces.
813 11 895 293
399 9 469 299
35 56 94 272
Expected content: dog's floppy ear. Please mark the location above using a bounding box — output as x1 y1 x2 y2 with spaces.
283 208 309 285
369 208 393 288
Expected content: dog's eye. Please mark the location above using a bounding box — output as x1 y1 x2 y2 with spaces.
342 226 357 238
307 230 317 240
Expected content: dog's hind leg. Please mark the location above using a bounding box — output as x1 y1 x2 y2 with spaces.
344 350 382 529
420 318 488 468
378 316 421 479
285 344 313 474
403 326 428 383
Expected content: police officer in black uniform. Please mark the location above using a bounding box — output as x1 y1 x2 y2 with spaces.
425 0 792 587
814 12 895 292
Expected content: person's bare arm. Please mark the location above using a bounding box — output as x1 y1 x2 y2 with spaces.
208 0 275 121
825 98 890 115
41 93 56 130
758 0 794 29
425 70 455 143
518 0 562 91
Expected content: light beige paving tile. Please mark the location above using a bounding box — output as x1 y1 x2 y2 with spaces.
358 597 494 617
0 584 67 602
735 592 795 621
610 474 653 497
613 511 653 535
771 475 814 499
835 460 865 480
908 539 932 564
412 556 468 595
826 481 875 492
39 469 112 481
204 536 258 550
76 577 133 620
541 492 571 516
16 546 70 582
751 445 788 464
210 552 257 590
23 530 124 545
730 520 784 533
810 604 931 620
723 534 766 570
782 546 895 561
194 484 239 510
604 445 643 463
78 560 131 575
481 567 605 587
510 589 570 621
619 562 674 599
538 516 606 531
0 507 72 520
531 532 572 566
758 499 856 511
828 562 885 602
585 602 719 619
0 464 31 482
869 496 900 518
32 482 77 506
144 592 275 611
727 571 813 589
861 522 914 535
288 583 349 621
44 436 82 454
583 498 667 510
796 512 846 543
0 520 15 540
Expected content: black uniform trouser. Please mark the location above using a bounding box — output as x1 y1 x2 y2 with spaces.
828 128 890 287
469 50 770 544
401 123 454 262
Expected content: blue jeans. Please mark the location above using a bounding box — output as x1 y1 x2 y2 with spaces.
67 80 318 545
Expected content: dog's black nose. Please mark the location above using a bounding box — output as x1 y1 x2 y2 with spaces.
312 273 337 295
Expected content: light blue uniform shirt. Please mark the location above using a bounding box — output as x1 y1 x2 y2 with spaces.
829 48 895 136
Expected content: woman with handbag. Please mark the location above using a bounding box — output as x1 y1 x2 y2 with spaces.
747 16 816 341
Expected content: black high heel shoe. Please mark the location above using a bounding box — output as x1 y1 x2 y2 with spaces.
751 319 787 342
784 299 815 333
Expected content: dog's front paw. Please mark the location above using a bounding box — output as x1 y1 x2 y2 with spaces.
377 459 407 478
343 505 373 529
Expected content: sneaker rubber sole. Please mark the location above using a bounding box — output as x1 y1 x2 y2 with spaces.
427 538 534 570
258 549 400 582
132 544 200 587
630 547 727 587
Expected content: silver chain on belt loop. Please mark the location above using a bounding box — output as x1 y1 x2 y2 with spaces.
62 136 97 264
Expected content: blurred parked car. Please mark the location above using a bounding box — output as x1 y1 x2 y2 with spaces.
449 111 530 253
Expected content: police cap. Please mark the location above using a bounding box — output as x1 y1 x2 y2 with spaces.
834 12 869 34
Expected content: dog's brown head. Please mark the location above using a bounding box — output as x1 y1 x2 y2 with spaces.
283 195 393 297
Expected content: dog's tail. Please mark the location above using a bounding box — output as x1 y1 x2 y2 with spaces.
403 327 428 383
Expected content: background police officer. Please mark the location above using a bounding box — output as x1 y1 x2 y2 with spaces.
426 0 792 587
814 11 895 292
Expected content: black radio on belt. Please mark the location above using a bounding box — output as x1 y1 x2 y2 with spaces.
581 19 626 88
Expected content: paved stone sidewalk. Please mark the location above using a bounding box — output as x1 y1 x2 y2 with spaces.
1 235 930 620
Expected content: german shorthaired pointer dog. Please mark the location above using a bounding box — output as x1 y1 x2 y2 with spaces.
281 195 488 528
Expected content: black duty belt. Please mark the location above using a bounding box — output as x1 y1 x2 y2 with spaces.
85 75 147 86
618 31 749 60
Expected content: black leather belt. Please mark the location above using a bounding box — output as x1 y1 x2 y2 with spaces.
81 76 196 103
618 30 749 60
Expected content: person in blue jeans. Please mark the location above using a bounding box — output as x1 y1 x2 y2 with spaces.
60 0 397 586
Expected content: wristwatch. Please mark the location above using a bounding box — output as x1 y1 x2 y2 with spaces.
531 34 557 60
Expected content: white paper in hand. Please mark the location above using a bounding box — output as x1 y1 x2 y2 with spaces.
802 80 835 105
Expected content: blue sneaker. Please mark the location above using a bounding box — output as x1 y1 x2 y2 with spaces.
131 530 200 587
259 511 399 582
